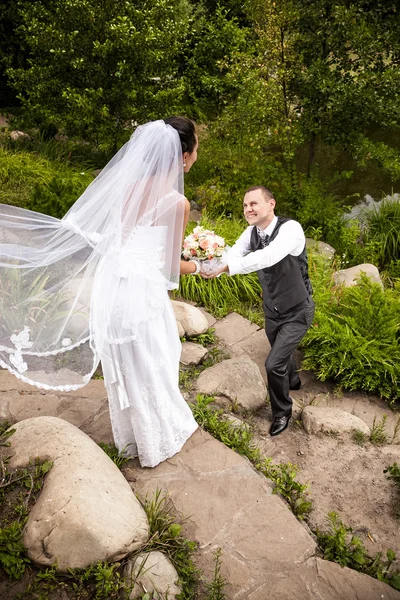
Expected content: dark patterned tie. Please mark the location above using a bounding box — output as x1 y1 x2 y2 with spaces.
257 229 270 247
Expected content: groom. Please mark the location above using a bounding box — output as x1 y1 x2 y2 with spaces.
204 185 315 436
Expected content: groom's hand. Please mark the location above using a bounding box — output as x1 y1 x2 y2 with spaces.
201 265 229 279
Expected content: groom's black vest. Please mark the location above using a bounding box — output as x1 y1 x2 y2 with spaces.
250 217 312 314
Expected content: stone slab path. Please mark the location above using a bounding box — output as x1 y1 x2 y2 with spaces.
0 368 399 599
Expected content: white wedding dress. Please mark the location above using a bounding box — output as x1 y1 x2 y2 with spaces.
0 120 196 469
95 225 198 468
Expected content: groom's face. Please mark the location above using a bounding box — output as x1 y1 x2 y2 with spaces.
243 190 276 228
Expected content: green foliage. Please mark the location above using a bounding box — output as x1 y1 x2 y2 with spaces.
316 512 400 591
317 512 368 568
351 429 368 446
0 431 53 582
370 416 388 446
139 490 199 599
302 255 400 403
384 463 400 518
184 327 217 347
206 547 227 600
8 0 193 146
0 145 93 212
190 395 312 519
363 197 400 270
97 442 131 470
0 520 30 580
385 463 400 489
29 174 89 218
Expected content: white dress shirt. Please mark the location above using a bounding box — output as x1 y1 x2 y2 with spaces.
227 216 306 276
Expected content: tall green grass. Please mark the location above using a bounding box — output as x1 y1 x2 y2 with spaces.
0 146 93 213
363 197 400 269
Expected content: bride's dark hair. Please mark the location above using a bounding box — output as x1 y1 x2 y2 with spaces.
164 116 196 153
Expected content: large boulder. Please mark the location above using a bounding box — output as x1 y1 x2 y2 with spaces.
124 551 181 599
5 416 149 571
171 300 209 337
196 355 266 411
302 406 370 436
306 238 335 261
9 130 31 142
180 341 208 366
333 263 382 288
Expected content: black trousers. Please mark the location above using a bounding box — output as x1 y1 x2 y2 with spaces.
264 297 315 418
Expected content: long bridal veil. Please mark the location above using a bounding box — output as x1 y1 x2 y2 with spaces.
0 120 185 391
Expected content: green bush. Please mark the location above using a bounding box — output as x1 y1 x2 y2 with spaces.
301 254 400 403
28 174 91 218
363 197 400 270
0 146 93 215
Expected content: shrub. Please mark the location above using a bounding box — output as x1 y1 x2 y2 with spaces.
0 145 94 217
28 174 90 218
363 196 400 270
301 254 400 403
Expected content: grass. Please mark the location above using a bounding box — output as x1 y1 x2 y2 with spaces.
0 418 222 599
190 395 312 519
316 512 400 591
0 423 53 583
0 145 93 210
352 429 368 446
370 415 388 446
364 196 400 270
97 442 132 470
384 462 400 518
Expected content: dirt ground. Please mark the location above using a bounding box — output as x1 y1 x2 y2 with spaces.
247 370 400 560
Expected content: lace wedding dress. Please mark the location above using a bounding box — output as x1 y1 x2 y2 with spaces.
0 120 197 468
94 225 198 467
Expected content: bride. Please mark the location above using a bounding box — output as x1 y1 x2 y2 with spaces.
0 117 200 467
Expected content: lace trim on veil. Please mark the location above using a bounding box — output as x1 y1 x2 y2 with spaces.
0 357 96 391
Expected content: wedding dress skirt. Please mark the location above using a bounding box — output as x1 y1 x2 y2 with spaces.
95 226 198 468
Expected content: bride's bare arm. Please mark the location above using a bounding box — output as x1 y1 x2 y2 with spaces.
180 198 197 275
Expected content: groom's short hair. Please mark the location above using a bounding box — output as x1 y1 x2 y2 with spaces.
245 185 275 201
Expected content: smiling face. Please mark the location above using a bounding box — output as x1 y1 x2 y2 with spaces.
183 134 198 173
243 188 276 230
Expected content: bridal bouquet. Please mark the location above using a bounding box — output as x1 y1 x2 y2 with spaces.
183 226 226 274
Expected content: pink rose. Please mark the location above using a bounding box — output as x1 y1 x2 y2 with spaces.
199 239 210 250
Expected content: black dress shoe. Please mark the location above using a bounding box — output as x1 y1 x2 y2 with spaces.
269 413 291 436
289 378 301 390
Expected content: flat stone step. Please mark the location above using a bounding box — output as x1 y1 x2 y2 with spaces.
127 429 400 600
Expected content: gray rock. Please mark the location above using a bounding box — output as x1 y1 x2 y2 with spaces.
213 313 260 347
230 328 270 384
189 209 202 223
129 429 317 600
196 355 266 412
306 238 335 261
333 263 382 288
302 406 370 436
9 130 31 142
171 300 209 337
177 319 185 338
198 307 217 328
124 551 181 599
180 342 208 366
190 200 201 211
6 416 149 571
